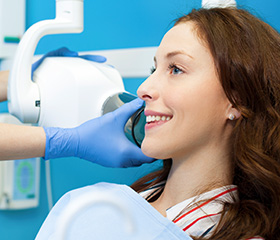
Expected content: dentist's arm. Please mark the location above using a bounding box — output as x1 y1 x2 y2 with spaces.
0 99 154 167
0 68 46 160
0 70 44 159
0 123 45 160
0 69 44 160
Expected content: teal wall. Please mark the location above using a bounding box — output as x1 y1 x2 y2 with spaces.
0 0 279 239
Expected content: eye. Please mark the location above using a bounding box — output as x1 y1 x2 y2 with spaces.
168 63 183 75
150 66 156 74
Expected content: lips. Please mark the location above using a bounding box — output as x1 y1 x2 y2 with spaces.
144 110 173 129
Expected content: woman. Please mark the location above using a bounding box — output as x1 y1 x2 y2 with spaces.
35 7 280 240
133 7 280 239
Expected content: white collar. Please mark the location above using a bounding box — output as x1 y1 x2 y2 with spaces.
165 185 238 221
140 184 238 237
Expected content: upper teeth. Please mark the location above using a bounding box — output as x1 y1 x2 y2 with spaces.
146 115 171 123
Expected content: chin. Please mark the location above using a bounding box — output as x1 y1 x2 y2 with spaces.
141 139 169 159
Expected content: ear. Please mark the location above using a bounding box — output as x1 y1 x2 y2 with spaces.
226 104 241 121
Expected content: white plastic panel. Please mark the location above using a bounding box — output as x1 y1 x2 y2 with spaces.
0 0 25 58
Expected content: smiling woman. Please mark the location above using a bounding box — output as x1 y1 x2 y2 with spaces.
133 7 280 240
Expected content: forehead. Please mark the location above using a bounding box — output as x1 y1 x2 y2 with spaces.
156 22 211 61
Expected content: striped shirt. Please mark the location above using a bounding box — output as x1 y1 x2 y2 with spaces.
140 184 264 239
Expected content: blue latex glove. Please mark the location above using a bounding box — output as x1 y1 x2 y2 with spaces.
32 47 106 79
43 98 155 168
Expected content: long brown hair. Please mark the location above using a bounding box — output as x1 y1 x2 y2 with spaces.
131 8 280 239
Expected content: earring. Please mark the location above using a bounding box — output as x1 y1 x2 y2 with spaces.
228 113 236 121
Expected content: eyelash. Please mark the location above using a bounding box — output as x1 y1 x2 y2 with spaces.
150 63 183 75
168 63 183 75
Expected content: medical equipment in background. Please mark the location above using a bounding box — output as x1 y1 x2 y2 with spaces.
7 0 145 147
0 0 25 59
202 0 236 8
0 114 40 210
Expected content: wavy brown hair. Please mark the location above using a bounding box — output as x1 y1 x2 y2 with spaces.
131 8 280 239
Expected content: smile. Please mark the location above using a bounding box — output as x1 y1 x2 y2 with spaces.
146 115 171 123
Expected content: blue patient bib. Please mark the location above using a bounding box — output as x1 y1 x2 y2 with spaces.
35 182 192 240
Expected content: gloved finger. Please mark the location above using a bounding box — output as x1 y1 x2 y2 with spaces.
79 54 107 63
122 144 155 167
130 153 155 166
113 98 145 126
31 47 79 79
47 47 78 57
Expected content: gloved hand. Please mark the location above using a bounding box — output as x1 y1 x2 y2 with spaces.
32 47 106 79
43 98 155 168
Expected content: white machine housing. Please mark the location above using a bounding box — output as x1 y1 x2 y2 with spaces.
34 57 124 127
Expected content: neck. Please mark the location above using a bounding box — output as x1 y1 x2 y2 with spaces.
151 144 233 216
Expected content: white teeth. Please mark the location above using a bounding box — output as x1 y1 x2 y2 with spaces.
146 115 172 123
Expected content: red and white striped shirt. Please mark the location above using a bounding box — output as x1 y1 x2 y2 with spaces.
140 184 264 239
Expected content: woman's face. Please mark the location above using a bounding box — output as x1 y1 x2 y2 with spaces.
137 22 232 160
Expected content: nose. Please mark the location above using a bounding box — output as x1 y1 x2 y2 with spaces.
137 74 159 102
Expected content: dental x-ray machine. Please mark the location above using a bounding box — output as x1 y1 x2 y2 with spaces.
8 0 144 147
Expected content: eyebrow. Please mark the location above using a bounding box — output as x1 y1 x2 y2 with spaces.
167 50 194 60
154 50 194 63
